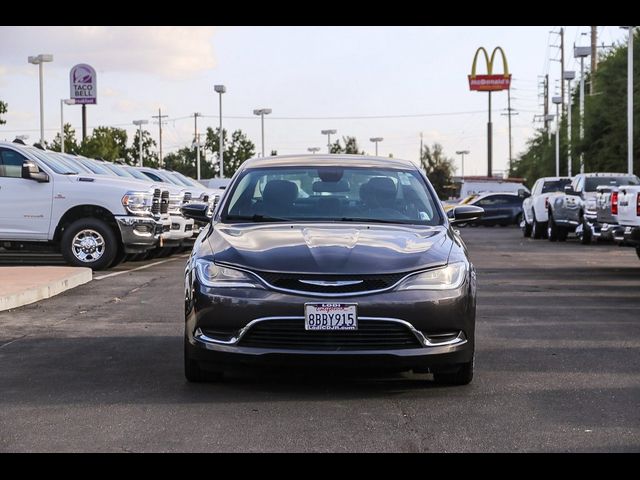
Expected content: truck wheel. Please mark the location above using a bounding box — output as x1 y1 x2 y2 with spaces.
109 246 127 268
636 247 640 260
522 216 532 237
61 218 118 270
579 217 592 245
532 215 544 239
547 214 558 242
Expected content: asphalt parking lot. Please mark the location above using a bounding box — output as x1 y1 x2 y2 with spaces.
0 227 639 452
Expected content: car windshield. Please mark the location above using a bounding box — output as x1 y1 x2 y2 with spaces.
585 176 640 192
166 172 193 187
222 166 442 226
101 162 135 178
124 167 152 181
541 179 572 193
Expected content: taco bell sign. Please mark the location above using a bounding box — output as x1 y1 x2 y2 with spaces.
70 64 97 105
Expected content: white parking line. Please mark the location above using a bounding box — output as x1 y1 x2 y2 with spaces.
94 254 189 281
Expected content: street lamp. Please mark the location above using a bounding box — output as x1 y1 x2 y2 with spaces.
214 85 226 178
59 99 75 154
552 96 563 177
192 134 204 180
456 150 470 178
132 120 149 167
563 71 576 176
369 137 383 156
621 27 636 175
321 129 337 153
253 108 272 157
28 54 54 145
574 46 591 174
307 147 320 154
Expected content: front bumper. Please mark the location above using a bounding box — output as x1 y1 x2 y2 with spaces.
186 278 476 372
161 215 194 245
115 215 160 253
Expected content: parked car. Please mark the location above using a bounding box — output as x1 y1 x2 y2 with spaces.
458 179 529 199
181 154 484 385
521 176 572 238
463 192 524 227
0 141 167 269
547 173 640 243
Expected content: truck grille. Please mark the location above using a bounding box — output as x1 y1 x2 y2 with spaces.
235 319 422 351
151 189 161 215
183 192 192 203
160 191 169 214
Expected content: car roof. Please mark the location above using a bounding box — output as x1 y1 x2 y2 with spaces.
473 192 520 200
539 176 571 181
580 172 636 177
240 154 418 170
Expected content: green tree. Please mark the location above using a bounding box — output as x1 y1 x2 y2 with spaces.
50 123 80 154
126 129 159 167
0 100 7 125
329 136 364 154
80 127 129 162
511 31 640 181
420 143 455 199
204 127 255 178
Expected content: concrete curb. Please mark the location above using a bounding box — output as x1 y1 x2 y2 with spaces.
0 267 93 312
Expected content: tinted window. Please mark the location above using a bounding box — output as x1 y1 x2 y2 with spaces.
475 196 509 206
141 170 165 182
25 149 78 174
125 167 152 181
0 148 28 178
541 179 572 193
223 166 442 226
585 176 640 192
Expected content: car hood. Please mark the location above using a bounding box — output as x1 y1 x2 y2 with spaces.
62 174 162 192
208 223 452 275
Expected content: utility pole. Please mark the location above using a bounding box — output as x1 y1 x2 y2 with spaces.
543 74 549 134
152 108 168 168
501 87 518 173
564 71 576 176
550 28 565 117
591 26 598 93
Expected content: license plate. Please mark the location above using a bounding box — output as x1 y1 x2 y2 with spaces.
304 303 357 330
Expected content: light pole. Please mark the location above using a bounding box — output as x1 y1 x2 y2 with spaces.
28 54 53 145
621 27 636 175
369 137 383 156
307 147 320 154
193 134 203 180
253 108 272 157
321 129 337 153
544 114 555 145
456 150 470 178
574 46 591 174
214 85 226 178
59 99 75 153
563 70 576 176
132 120 149 167
552 96 563 177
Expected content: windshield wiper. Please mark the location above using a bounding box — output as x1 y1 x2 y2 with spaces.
225 214 292 222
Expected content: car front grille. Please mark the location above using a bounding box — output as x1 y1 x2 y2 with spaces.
236 319 422 351
253 271 407 294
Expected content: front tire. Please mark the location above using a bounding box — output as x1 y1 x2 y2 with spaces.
579 216 592 245
522 216 532 237
547 213 558 242
433 354 474 386
184 337 223 383
60 218 118 270
636 247 640 260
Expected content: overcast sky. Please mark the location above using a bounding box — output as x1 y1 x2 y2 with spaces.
0 26 629 176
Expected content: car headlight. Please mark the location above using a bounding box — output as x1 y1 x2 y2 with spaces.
396 262 467 290
195 260 264 288
122 191 152 215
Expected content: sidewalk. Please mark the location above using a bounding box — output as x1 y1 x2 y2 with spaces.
0 267 92 312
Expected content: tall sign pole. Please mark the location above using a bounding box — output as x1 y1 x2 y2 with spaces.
468 47 511 177
70 64 97 141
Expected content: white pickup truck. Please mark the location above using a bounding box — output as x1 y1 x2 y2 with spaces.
616 184 640 259
0 141 169 269
521 176 572 239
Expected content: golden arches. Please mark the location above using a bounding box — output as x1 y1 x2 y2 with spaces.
470 46 510 78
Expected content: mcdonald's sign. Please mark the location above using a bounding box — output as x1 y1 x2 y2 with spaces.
468 47 511 91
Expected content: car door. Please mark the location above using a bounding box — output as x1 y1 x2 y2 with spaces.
474 195 504 223
566 176 584 223
0 147 54 240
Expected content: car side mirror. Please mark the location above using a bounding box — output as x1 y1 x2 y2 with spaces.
518 188 530 198
22 161 49 183
564 185 576 195
450 205 484 224
181 203 212 224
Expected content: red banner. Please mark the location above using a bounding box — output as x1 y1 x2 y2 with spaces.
468 74 511 91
